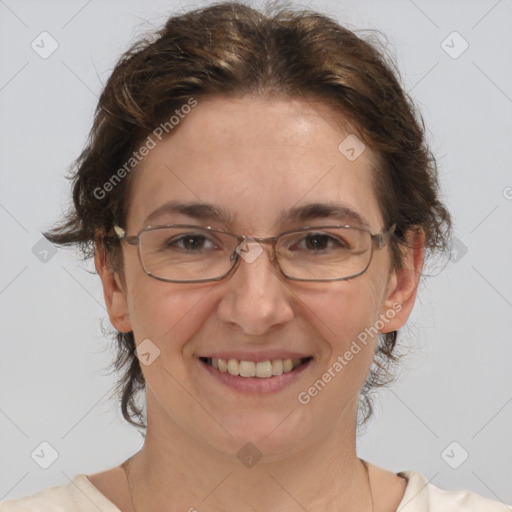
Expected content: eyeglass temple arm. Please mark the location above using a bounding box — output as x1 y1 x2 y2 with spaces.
373 223 397 249
113 225 139 245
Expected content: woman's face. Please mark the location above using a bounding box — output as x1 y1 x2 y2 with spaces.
100 95 419 459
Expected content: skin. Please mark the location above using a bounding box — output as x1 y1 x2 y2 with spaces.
92 95 423 512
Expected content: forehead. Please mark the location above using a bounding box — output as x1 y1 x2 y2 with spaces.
126 95 384 233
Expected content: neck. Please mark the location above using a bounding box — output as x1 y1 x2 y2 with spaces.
123 397 373 512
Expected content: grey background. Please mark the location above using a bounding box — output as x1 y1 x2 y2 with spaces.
1 0 511 505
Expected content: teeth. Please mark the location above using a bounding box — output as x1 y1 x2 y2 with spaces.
207 357 306 378
227 358 239 376
239 360 256 377
271 359 283 376
218 359 228 373
283 359 293 372
256 361 272 378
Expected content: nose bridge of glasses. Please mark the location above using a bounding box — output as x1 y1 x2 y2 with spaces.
234 234 278 265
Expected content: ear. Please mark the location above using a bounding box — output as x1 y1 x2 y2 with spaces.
94 241 132 333
379 228 425 333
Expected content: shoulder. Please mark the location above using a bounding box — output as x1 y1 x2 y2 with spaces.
398 469 511 511
0 475 121 512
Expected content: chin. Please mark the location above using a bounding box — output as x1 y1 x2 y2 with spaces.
207 409 315 459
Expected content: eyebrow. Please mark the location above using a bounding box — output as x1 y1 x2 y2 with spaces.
143 200 371 230
144 200 234 225
280 202 371 230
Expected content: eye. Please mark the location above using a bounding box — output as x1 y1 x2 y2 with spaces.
165 233 218 252
291 232 348 252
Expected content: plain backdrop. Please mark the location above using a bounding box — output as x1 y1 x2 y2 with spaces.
1 0 511 505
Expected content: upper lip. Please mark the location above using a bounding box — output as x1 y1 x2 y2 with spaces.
199 351 312 361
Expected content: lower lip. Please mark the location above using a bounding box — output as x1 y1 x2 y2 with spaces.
198 358 313 394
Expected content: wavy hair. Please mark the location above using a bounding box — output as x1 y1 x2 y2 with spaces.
45 1 451 432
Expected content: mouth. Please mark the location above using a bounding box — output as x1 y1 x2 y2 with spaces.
198 355 314 394
199 356 313 378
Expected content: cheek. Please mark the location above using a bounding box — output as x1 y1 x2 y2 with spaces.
125 281 220 398
306 275 383 335
122 249 213 353
297 276 385 373
129 284 211 342
291 278 385 422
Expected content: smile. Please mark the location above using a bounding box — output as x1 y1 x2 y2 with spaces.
200 357 311 378
198 355 313 394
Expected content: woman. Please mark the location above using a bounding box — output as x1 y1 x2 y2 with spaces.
1 2 508 511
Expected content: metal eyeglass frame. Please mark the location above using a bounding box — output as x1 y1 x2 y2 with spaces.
113 222 397 284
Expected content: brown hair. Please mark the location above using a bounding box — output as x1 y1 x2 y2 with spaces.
45 1 451 432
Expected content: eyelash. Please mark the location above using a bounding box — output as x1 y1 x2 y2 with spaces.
163 231 348 252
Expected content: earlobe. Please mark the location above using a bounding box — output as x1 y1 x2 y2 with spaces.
94 242 132 333
380 229 425 333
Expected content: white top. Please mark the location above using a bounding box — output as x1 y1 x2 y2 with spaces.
0 470 510 511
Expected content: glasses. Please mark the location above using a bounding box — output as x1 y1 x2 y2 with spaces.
113 223 396 283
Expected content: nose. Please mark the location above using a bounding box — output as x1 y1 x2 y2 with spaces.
216 242 294 336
